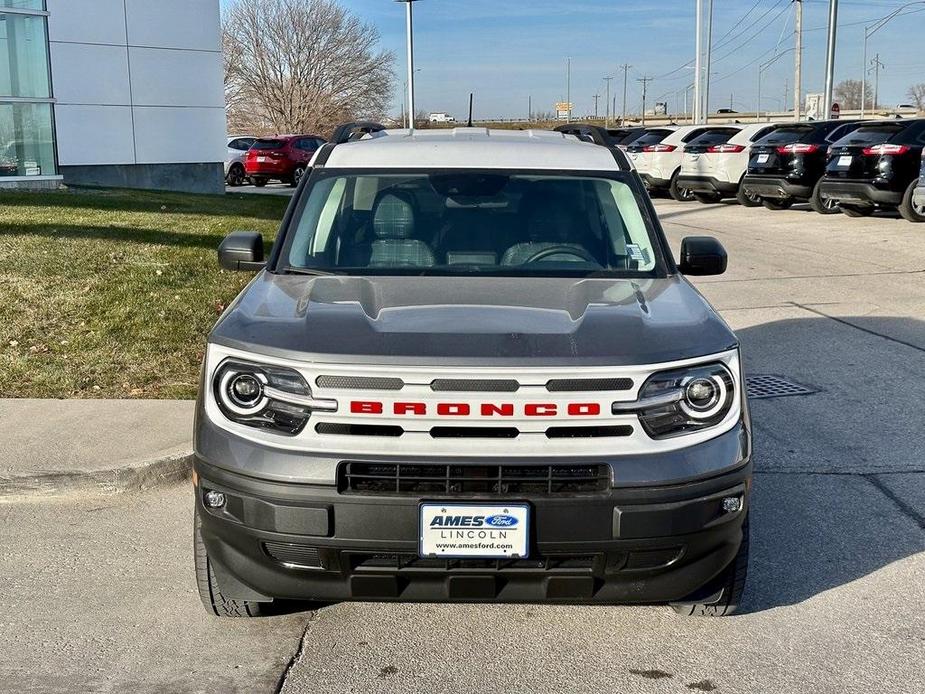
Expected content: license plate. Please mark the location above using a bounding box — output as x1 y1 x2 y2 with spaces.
837 155 852 167
419 503 529 559
257 156 267 162
757 154 770 164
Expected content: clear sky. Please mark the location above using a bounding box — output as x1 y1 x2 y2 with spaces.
220 0 925 119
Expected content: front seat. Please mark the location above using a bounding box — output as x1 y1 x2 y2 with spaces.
501 197 589 266
368 193 436 267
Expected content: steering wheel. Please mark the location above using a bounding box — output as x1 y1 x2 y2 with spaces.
523 245 600 266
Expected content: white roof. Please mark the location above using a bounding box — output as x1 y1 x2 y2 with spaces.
321 128 623 171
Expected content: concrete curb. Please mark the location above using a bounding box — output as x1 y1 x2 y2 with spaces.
0 451 193 500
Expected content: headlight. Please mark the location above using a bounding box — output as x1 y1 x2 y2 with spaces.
614 363 735 439
213 360 336 435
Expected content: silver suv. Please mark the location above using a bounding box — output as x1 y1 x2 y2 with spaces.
194 123 752 619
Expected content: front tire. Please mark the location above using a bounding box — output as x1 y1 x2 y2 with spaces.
669 171 695 201
810 180 840 214
899 179 925 222
672 515 749 617
194 508 267 618
761 198 793 211
840 203 874 217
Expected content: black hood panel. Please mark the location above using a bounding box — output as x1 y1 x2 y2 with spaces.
210 274 737 366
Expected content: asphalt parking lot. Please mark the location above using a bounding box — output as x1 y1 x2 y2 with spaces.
2 199 922 694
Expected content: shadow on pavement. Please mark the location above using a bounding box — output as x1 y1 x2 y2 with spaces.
734 316 925 614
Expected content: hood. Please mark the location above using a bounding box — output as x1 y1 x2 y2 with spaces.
210 274 737 366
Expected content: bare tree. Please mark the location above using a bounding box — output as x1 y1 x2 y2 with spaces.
907 83 925 111
834 80 873 110
223 0 395 136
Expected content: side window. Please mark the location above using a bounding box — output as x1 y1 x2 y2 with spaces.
228 139 241 150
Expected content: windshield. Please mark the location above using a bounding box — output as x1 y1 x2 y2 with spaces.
281 171 662 277
832 124 904 146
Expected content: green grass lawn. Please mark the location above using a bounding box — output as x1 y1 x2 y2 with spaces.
0 188 289 399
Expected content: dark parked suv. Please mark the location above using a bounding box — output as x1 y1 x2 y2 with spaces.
245 135 326 188
819 118 925 221
742 120 863 214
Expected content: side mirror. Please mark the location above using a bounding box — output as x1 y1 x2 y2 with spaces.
218 231 265 271
678 236 727 276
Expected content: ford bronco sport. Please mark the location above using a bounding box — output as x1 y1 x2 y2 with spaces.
194 123 752 619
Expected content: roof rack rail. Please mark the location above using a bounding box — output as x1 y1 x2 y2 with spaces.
553 123 614 147
553 124 631 170
331 121 387 145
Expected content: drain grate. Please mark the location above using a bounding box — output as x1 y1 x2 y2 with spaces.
745 375 815 400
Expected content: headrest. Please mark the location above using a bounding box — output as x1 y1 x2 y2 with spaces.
373 193 416 240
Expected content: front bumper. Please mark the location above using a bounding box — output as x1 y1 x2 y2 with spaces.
818 180 903 206
676 175 738 196
195 425 752 605
742 174 813 201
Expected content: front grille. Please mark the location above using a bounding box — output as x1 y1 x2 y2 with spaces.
315 375 404 390
430 379 520 392
545 377 633 392
316 423 404 437
545 425 633 439
339 462 612 495
348 552 598 574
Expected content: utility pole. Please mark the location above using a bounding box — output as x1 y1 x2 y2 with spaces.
823 0 839 119
694 0 703 123
593 93 600 119
397 0 420 131
794 0 803 120
637 76 653 126
528 95 532 123
618 64 631 125
871 53 884 112
783 78 789 113
566 57 572 123
603 76 613 126
703 0 714 120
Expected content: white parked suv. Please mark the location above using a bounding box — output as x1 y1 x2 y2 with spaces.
225 136 257 187
626 125 716 201
677 123 779 206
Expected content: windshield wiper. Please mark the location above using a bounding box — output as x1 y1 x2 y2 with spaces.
280 267 336 277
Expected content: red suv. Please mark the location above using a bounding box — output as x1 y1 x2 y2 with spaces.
245 135 326 187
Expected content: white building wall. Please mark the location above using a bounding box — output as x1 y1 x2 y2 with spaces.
47 0 225 169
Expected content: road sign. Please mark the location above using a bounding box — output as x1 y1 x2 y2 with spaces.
831 102 841 119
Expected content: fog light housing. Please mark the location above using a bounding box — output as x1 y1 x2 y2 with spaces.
722 496 742 514
204 490 226 509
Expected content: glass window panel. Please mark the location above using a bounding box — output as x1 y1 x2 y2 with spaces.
0 12 51 98
0 101 55 177
0 2 45 10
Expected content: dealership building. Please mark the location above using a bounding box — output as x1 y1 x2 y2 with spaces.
1 0 225 193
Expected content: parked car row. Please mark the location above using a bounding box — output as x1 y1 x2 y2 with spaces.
626 118 925 222
225 134 326 188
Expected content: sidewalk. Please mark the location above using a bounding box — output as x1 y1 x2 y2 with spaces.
0 399 194 497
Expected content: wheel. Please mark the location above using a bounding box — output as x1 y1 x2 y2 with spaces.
251 177 267 188
671 515 749 617
899 179 925 222
736 184 762 207
809 179 840 215
225 164 246 187
669 170 695 202
693 192 722 204
194 508 267 618
840 203 874 217
289 166 306 188
761 198 793 211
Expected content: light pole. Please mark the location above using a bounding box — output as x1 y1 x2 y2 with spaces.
694 0 702 123
703 0 714 120
566 57 572 123
861 2 925 117
401 69 422 128
822 0 838 120
793 0 803 121
603 76 613 127
395 0 421 130
619 64 631 125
